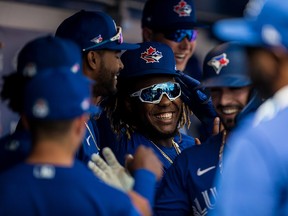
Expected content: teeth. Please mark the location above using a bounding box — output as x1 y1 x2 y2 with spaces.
175 54 185 59
155 113 172 120
222 108 239 115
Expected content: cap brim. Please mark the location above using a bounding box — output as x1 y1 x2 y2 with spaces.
106 42 140 51
213 18 263 46
201 76 251 88
120 69 179 79
156 22 209 31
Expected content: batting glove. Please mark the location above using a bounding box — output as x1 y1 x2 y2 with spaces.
175 71 217 130
88 147 135 192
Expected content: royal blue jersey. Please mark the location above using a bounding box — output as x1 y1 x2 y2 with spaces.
76 115 101 163
154 132 223 216
111 131 195 174
0 127 31 172
0 109 102 172
211 108 288 216
0 160 141 216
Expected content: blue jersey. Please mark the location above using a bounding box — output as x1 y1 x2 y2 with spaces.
76 115 101 163
0 160 140 216
111 131 195 174
0 127 31 172
211 108 288 216
154 133 223 216
0 109 102 171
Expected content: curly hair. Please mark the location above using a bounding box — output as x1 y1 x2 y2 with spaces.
1 72 30 113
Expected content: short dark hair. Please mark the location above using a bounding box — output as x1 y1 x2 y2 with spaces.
27 118 74 145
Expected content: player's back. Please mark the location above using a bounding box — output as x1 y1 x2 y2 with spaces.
0 160 140 216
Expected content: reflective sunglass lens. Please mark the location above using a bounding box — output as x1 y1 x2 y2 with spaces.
164 29 197 42
140 82 181 103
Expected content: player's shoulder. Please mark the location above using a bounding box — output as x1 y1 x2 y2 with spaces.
174 133 223 163
176 133 195 146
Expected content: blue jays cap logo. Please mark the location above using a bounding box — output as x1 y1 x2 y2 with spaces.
208 53 229 74
174 0 192 17
90 35 103 44
141 46 163 63
32 99 49 118
23 63 37 77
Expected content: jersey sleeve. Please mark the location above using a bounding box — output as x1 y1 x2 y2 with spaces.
212 127 284 216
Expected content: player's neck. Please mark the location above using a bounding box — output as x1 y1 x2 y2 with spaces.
26 140 75 166
150 137 173 148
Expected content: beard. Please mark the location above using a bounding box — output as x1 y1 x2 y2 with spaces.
93 60 118 97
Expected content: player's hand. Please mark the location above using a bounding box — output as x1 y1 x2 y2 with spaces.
88 147 135 191
126 145 163 180
212 117 224 136
175 71 217 133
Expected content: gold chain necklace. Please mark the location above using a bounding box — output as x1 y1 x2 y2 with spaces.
150 139 181 164
84 122 100 151
218 130 227 174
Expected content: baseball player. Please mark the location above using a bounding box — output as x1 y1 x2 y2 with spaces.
141 0 217 141
55 10 139 163
102 41 196 186
0 35 83 172
209 0 288 215
55 11 163 205
0 10 135 170
0 35 161 216
153 42 263 216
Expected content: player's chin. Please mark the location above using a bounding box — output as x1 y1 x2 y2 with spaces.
222 118 236 131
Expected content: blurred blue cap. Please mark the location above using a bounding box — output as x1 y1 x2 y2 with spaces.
55 10 139 52
202 42 251 87
213 0 288 48
119 41 179 79
141 0 206 31
24 69 93 120
17 35 82 77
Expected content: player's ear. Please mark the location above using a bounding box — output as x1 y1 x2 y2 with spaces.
86 51 99 70
142 27 153 42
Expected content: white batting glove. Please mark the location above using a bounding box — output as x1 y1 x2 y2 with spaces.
88 153 124 191
88 147 135 191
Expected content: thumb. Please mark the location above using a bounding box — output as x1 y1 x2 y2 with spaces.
195 138 201 145
125 154 134 171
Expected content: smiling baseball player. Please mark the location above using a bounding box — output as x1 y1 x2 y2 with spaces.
154 42 263 216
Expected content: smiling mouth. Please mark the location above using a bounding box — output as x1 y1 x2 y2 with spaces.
155 112 173 120
175 54 185 61
221 107 240 115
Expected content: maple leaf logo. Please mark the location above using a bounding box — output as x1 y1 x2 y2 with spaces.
140 46 163 63
173 0 192 17
90 35 103 44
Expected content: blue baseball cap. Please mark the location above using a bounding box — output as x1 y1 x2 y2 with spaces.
55 10 139 52
24 68 93 120
202 42 251 88
17 35 82 77
119 41 179 79
141 0 206 31
213 0 288 48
